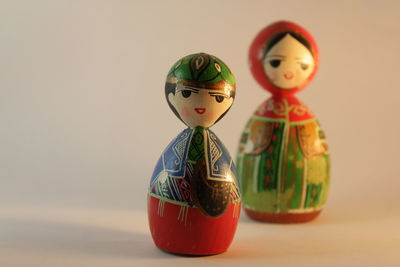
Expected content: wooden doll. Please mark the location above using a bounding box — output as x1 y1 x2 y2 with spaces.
237 21 330 223
148 53 241 255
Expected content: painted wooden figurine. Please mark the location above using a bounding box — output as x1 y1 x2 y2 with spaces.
237 21 330 223
148 53 241 255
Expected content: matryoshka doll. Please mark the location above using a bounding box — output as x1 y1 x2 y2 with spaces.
237 21 330 223
148 53 241 255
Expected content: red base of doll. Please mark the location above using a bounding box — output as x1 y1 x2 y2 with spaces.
148 195 240 255
244 207 321 223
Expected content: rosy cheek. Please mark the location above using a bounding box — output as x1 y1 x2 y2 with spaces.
180 107 191 118
269 71 279 81
205 111 216 121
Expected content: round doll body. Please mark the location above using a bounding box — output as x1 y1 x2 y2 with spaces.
149 127 240 254
237 95 329 223
148 53 241 255
237 21 330 223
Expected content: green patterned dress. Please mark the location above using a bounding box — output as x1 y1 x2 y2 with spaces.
236 96 330 216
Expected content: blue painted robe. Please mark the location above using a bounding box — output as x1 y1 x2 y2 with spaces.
149 127 240 215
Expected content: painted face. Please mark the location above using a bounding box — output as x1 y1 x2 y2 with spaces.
263 34 315 89
168 83 234 128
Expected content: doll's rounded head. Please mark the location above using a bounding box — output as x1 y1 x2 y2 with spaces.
165 53 236 128
249 21 319 96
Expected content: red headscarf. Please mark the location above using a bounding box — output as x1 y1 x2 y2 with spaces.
249 21 319 97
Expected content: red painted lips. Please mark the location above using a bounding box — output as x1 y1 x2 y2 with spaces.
284 73 294 80
194 108 206 114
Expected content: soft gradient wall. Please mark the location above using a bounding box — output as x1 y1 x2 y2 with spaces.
1 0 399 225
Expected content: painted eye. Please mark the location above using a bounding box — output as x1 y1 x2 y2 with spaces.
269 60 281 68
300 63 309 71
181 90 191 98
215 95 225 103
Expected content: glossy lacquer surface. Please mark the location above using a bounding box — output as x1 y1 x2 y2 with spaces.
237 21 330 223
148 53 240 255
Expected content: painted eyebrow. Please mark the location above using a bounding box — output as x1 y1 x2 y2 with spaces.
266 55 286 58
295 57 310 60
208 91 230 97
178 86 200 93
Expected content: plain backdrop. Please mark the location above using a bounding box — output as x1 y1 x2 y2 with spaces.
1 0 399 266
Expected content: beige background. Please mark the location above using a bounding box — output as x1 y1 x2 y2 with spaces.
1 0 399 266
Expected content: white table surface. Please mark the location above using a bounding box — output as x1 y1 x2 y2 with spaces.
1 202 399 267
